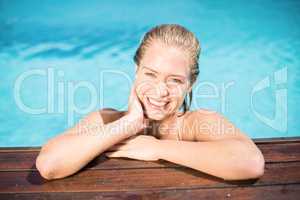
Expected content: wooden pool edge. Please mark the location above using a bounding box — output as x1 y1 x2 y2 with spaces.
1 136 300 151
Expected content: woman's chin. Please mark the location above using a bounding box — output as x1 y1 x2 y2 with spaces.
145 109 166 121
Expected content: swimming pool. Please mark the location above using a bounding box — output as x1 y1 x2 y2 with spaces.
0 0 299 147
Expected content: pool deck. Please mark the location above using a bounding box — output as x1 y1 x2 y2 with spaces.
0 137 300 199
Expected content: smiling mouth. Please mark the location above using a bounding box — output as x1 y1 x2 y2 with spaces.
146 97 169 110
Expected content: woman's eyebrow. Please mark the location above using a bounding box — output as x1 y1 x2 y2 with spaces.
142 66 158 73
170 74 186 80
143 66 187 79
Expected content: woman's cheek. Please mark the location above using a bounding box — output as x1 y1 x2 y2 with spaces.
137 86 156 109
173 90 187 110
170 86 185 99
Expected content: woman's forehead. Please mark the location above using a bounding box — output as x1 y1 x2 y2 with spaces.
141 43 190 77
142 65 187 79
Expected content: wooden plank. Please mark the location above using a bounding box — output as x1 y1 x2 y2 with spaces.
0 147 40 152
0 184 299 200
0 152 178 172
258 142 300 163
253 137 300 144
1 141 300 171
1 137 299 153
0 161 300 193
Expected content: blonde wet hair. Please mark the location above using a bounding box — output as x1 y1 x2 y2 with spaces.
134 24 201 113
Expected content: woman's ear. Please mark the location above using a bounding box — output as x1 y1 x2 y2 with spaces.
135 65 141 79
187 83 193 93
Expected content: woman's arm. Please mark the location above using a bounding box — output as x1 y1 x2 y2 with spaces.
158 110 264 180
159 111 265 180
156 138 264 180
36 83 146 180
106 111 265 180
36 110 141 180
106 135 264 180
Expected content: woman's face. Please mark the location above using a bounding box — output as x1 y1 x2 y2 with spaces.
135 41 191 121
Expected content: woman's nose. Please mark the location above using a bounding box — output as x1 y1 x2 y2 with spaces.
157 81 169 97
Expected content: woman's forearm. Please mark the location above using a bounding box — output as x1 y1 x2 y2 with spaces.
36 112 139 180
156 139 265 180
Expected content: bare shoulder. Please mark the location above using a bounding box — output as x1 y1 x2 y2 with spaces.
57 108 126 138
98 108 126 124
76 108 125 128
183 109 224 124
181 109 250 142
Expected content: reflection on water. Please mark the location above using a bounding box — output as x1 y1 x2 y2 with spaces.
0 0 300 146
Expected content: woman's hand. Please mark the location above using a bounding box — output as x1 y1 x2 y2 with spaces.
125 82 148 133
105 135 160 161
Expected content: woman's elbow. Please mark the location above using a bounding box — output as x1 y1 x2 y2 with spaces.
246 152 265 179
237 152 265 180
223 151 265 181
36 154 57 180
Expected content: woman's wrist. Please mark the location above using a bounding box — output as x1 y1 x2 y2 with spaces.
121 114 144 135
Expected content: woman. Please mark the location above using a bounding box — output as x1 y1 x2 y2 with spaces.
36 24 265 181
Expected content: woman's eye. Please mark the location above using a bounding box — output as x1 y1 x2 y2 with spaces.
169 78 183 84
145 72 155 77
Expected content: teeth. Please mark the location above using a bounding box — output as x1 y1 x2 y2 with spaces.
148 97 167 107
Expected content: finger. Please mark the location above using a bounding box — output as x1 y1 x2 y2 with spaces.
105 151 136 160
107 143 129 151
105 151 125 157
104 151 131 158
129 85 138 102
127 135 139 140
122 136 140 144
122 135 138 142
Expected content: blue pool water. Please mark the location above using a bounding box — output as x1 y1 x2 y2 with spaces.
0 0 300 147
